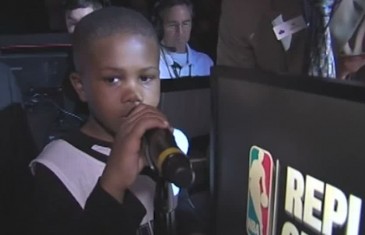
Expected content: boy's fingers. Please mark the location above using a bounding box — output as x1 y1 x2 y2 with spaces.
128 117 169 140
120 104 169 136
123 110 168 129
125 104 168 122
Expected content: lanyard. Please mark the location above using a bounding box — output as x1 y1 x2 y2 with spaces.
161 47 191 78
171 62 192 78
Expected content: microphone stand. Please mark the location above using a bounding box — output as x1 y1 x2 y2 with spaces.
153 178 176 235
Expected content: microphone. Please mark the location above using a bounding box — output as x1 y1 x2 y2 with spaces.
143 128 194 188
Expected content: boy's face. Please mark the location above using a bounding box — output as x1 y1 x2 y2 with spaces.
72 34 160 141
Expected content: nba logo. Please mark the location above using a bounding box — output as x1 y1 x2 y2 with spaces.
247 146 274 235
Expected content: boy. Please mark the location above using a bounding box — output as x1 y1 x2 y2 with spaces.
30 7 197 235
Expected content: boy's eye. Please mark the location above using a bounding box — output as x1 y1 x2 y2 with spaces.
140 76 155 83
105 77 121 85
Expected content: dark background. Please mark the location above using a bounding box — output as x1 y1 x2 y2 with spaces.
0 0 221 60
211 66 365 235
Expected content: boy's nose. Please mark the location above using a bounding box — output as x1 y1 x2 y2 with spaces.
121 82 143 104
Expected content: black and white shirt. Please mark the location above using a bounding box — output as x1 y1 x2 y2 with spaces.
30 129 189 235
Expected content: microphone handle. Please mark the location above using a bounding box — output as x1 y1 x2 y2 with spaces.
144 128 193 188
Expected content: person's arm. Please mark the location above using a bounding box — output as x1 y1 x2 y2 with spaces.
32 164 146 235
216 0 264 68
33 104 171 235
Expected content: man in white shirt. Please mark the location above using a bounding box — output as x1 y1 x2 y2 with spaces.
153 0 213 79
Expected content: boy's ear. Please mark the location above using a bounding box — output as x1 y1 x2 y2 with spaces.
69 72 87 102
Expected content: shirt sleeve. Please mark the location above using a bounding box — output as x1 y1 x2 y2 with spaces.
216 0 267 68
32 163 146 235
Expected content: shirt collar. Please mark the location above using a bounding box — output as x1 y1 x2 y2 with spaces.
161 43 192 67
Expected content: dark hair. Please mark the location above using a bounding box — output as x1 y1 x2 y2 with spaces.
152 0 193 39
72 6 158 72
153 0 193 17
63 0 110 11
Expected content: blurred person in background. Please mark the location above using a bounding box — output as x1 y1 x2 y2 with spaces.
216 0 365 81
64 0 110 33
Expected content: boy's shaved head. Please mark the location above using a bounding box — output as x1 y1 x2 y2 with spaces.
72 6 158 72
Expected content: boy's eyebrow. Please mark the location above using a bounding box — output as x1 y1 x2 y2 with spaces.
141 67 159 72
100 66 159 72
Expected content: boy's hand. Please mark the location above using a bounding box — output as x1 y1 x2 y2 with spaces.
100 104 169 203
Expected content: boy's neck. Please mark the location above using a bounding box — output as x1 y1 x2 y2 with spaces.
81 119 114 143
